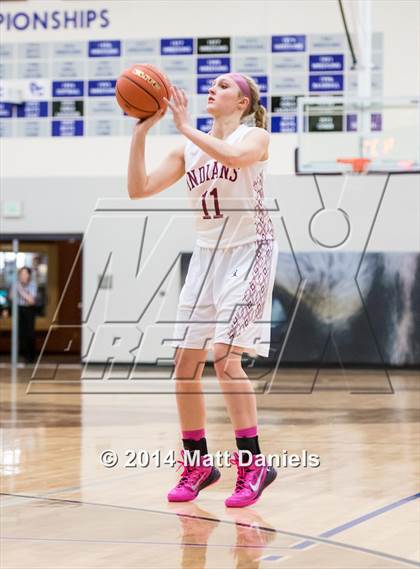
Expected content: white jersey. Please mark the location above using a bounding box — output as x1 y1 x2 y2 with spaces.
184 124 275 249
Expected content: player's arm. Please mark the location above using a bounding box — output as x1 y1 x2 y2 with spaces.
180 126 268 168
164 85 269 168
127 110 185 199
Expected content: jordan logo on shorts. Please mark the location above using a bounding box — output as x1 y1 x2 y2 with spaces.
232 269 239 277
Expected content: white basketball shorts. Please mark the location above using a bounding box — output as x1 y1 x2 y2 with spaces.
171 239 278 358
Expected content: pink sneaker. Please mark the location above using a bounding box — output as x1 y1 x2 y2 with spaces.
225 452 277 508
167 450 221 502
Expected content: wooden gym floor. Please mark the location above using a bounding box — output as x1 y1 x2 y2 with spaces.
1 363 419 568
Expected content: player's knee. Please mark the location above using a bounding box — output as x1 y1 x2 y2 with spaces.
213 344 241 379
175 365 202 381
174 351 205 381
213 359 225 378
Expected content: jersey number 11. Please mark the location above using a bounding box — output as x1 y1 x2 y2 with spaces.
201 188 223 219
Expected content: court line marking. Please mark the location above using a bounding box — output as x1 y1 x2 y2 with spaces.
0 471 140 508
0 463 312 508
268 492 420 565
290 492 420 551
2 536 288 551
1 492 419 567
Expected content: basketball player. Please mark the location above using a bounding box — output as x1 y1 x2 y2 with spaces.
127 73 278 508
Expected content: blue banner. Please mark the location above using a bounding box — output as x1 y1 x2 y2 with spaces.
17 101 49 118
161 38 194 55
371 113 382 131
88 40 120 57
196 117 213 132
52 120 84 136
346 114 357 131
259 96 268 109
309 74 344 91
197 57 230 74
0 103 13 118
52 81 84 97
271 115 297 133
251 75 268 92
272 35 306 52
309 54 344 72
197 76 218 94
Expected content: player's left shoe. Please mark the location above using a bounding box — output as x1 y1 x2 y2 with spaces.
167 450 221 502
225 452 277 508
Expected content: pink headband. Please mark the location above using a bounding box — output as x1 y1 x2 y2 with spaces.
226 73 252 111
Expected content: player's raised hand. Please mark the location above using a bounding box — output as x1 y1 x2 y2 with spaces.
163 86 191 133
134 107 166 135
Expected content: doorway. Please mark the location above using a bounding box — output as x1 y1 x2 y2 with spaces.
0 234 83 363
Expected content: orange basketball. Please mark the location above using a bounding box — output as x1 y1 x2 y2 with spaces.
115 63 172 119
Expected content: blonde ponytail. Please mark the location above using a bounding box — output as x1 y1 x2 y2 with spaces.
254 103 267 129
238 75 268 130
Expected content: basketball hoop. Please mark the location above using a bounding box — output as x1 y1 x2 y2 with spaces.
336 158 371 173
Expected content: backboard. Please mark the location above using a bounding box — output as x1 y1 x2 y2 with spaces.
295 96 420 174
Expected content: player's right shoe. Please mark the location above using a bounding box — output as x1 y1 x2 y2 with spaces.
167 450 221 502
225 452 277 508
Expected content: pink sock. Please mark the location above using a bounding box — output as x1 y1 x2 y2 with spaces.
182 428 205 441
235 426 258 438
